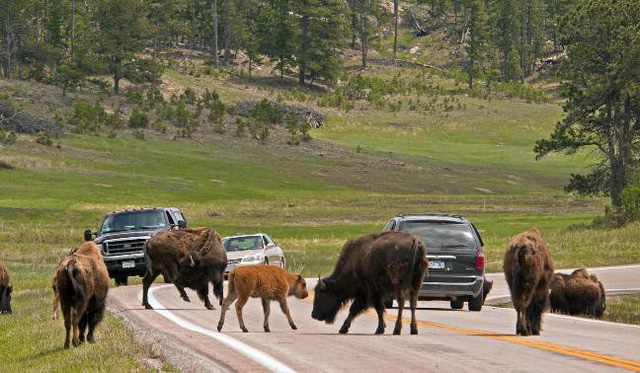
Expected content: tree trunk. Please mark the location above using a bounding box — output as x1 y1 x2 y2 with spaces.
223 0 231 62
71 0 76 61
280 55 284 80
299 13 308 85
360 14 367 69
351 13 357 49
520 0 526 83
393 0 399 58
113 73 121 94
212 0 219 67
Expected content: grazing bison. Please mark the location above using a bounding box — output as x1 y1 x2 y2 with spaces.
142 228 227 310
311 231 428 335
550 268 606 318
0 260 12 314
503 228 554 336
217 266 308 333
54 242 110 348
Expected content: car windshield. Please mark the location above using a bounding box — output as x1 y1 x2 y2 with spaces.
399 221 477 250
100 211 167 233
223 236 263 252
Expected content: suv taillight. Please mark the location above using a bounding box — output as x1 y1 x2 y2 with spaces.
475 252 485 270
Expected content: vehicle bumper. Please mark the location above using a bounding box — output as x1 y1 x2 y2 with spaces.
224 260 263 273
419 276 484 300
102 252 147 277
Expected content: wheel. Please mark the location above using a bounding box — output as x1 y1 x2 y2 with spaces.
280 257 286 268
450 299 464 310
384 298 393 308
468 287 483 312
115 276 128 286
264 258 269 266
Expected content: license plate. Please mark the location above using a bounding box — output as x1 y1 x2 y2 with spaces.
122 260 135 269
428 260 445 269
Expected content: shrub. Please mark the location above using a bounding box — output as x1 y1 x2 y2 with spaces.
249 122 269 144
182 88 198 105
0 128 17 145
128 107 149 128
235 118 246 137
133 129 145 140
35 131 53 146
68 100 106 134
250 99 283 125
622 182 640 221
146 88 165 109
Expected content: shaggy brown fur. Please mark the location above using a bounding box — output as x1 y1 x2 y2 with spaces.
0 260 12 314
217 266 308 333
54 242 110 348
550 268 606 318
482 276 494 303
311 231 428 335
142 228 227 310
503 228 554 336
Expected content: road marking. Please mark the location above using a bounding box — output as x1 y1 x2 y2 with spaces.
146 286 296 373
384 314 640 371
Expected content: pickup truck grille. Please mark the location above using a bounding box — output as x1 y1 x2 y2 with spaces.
105 238 147 254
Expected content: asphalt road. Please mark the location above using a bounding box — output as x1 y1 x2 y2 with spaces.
108 265 640 372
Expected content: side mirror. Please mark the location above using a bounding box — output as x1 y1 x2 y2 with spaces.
177 220 187 229
84 229 93 241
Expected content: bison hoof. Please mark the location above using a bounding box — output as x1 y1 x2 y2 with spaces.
241 327 248 333
64 342 70 349
72 339 80 348
217 323 223 332
393 328 402 335
205 304 215 310
338 326 349 334
87 336 95 344
143 303 153 310
411 328 418 335
290 323 297 330
264 327 271 333
375 327 385 335
182 296 191 302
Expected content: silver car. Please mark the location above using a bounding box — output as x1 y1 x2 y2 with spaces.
222 233 286 274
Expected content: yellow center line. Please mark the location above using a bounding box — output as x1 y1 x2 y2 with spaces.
305 293 640 371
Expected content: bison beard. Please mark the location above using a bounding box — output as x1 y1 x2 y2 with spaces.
142 228 227 310
503 228 554 336
311 231 428 335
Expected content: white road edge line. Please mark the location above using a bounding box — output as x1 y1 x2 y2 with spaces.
146 285 297 373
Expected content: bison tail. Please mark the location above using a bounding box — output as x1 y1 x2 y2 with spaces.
65 259 85 302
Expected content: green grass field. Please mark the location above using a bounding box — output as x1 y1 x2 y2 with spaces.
1 62 639 370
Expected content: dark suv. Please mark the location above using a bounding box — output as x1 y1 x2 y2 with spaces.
84 207 187 285
383 213 485 311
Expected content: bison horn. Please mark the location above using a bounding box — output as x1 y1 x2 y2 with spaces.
189 255 195 267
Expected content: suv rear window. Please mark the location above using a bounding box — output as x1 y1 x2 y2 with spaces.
399 221 477 250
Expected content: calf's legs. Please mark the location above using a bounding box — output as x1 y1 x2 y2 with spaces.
217 290 238 332
278 298 297 330
262 298 271 332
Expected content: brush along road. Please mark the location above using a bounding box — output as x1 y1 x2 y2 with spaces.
108 265 640 372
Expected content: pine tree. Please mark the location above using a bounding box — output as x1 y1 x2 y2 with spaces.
464 0 489 90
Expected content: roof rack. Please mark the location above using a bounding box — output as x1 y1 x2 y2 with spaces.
397 213 464 219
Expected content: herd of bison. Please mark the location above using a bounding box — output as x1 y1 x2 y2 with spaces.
0 226 607 349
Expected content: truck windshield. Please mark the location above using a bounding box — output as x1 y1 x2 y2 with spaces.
223 236 263 252
100 211 167 233
399 221 476 250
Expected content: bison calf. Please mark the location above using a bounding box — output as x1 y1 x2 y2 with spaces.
550 268 606 318
503 228 554 336
0 260 12 314
217 266 308 333
54 242 110 348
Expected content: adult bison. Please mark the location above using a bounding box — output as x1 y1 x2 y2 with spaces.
0 260 12 314
503 228 554 336
550 268 606 318
54 242 110 348
311 231 428 335
142 228 227 310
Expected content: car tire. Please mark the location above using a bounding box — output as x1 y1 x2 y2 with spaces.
280 257 286 268
384 298 393 309
115 276 128 286
264 258 269 266
450 299 464 310
468 287 483 312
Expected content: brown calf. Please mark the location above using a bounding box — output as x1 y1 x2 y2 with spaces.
503 228 554 336
54 242 110 348
217 266 308 333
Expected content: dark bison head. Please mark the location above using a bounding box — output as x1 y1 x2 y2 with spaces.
311 277 344 324
0 284 13 314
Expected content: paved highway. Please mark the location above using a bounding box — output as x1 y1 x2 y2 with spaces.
108 265 640 372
